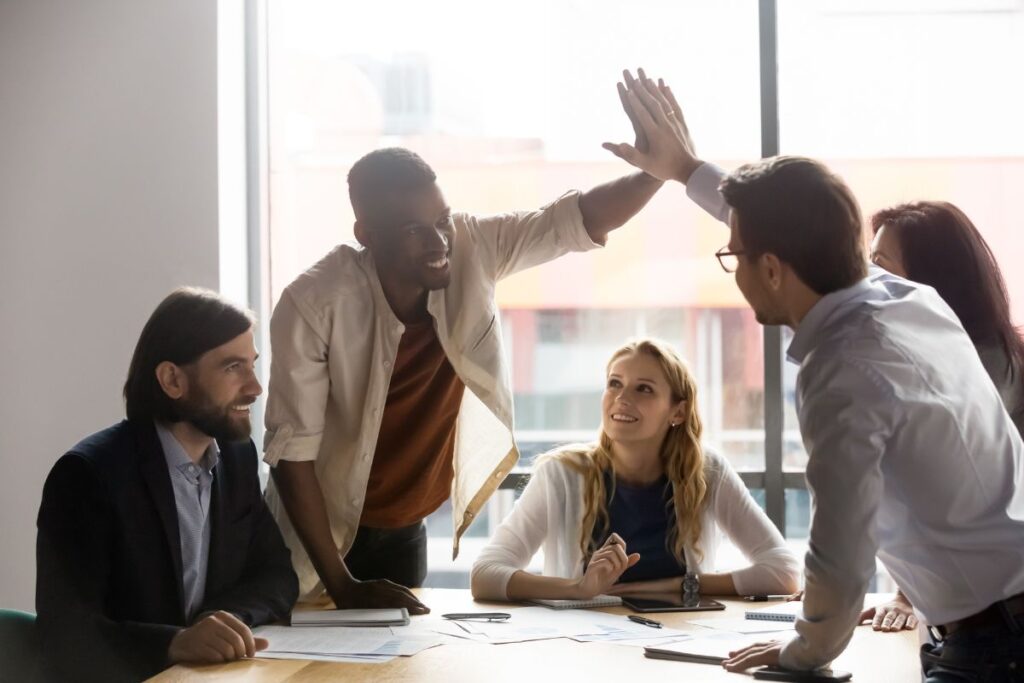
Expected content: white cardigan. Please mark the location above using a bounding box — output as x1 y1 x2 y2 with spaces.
471 448 801 600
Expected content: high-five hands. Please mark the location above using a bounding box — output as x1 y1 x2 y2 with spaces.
603 69 702 184
573 533 640 599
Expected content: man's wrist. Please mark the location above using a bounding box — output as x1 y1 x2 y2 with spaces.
676 158 702 185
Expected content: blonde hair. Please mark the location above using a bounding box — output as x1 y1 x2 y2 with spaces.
549 338 708 566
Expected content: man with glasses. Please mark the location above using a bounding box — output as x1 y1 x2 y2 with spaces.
603 69 1024 680
264 146 667 612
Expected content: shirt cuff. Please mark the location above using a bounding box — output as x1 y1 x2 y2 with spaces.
263 425 322 465
685 162 731 224
554 190 603 253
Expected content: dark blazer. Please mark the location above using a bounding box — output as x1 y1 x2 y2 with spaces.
35 419 299 682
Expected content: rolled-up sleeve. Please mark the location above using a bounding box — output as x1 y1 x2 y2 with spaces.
779 362 890 670
471 190 602 282
263 289 331 466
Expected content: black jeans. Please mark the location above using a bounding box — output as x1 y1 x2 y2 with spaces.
921 609 1024 682
343 521 428 588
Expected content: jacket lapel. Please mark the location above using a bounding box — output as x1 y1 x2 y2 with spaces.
134 420 186 620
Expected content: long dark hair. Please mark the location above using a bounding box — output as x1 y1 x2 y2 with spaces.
124 287 254 422
871 201 1024 414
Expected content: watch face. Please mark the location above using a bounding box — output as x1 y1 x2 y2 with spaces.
682 573 700 595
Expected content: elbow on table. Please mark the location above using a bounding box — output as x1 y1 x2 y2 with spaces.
469 562 507 602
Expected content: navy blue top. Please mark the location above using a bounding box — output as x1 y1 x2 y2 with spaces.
590 471 686 583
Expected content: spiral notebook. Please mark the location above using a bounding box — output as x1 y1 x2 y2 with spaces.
744 601 803 622
526 595 622 610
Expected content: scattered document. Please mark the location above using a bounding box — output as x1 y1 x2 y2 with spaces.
254 625 443 660
689 617 798 634
644 631 775 664
257 651 395 664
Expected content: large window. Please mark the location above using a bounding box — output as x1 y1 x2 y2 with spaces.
256 0 1024 588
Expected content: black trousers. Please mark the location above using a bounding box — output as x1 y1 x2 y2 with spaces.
343 520 428 588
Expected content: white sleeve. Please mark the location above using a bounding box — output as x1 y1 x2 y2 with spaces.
779 361 890 671
685 162 731 225
467 190 601 283
707 455 801 595
262 289 331 465
470 460 563 600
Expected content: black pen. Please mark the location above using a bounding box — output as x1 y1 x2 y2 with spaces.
744 595 790 602
627 614 663 629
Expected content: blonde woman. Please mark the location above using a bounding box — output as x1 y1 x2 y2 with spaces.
471 338 800 601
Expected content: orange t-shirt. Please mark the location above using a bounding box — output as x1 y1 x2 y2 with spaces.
359 319 466 528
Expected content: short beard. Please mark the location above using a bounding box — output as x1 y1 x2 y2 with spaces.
174 388 251 442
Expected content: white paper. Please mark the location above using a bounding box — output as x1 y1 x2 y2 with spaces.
253 625 444 657
688 617 799 634
257 651 394 664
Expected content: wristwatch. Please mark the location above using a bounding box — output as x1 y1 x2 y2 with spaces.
681 572 700 603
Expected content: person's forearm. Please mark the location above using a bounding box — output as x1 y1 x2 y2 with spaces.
578 171 663 244
505 571 587 601
699 573 738 595
271 460 353 595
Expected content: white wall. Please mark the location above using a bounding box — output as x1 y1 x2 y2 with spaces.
0 0 220 610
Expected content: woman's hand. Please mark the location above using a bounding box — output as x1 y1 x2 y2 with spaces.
860 591 918 632
574 533 640 599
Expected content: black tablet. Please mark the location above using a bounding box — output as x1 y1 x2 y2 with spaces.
620 595 727 613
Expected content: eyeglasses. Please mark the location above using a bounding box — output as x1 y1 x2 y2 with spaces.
715 246 746 273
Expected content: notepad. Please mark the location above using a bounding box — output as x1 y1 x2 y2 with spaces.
526 595 623 610
644 632 765 664
291 608 410 627
744 601 803 622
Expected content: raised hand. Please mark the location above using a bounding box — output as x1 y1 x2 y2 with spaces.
603 69 702 184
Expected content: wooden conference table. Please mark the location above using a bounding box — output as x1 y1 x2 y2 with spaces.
151 589 921 682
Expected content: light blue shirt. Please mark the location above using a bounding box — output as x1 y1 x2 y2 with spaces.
155 422 219 622
688 162 1024 670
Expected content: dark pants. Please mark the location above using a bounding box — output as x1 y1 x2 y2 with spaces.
922 608 1024 682
344 521 428 588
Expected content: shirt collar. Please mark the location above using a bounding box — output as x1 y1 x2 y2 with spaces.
155 422 220 477
787 275 875 364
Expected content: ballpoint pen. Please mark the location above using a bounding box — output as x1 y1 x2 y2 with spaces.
627 614 663 629
744 595 790 602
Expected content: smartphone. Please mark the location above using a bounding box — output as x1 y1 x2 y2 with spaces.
753 666 852 682
620 595 726 613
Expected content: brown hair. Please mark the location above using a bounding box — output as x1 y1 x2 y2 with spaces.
871 201 1024 421
124 287 255 422
720 156 867 295
549 338 708 565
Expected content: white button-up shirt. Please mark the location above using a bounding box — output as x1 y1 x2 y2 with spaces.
263 191 600 598
687 162 1024 670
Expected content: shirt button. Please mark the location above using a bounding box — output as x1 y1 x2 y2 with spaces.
384 360 391 368
351 497 361 507
362 452 370 462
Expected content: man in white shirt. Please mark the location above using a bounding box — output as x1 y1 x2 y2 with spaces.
603 70 1024 680
264 146 667 612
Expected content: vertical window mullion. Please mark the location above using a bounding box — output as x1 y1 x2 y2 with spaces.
759 0 786 534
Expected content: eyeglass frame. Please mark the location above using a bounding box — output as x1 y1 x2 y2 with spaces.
715 246 747 273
